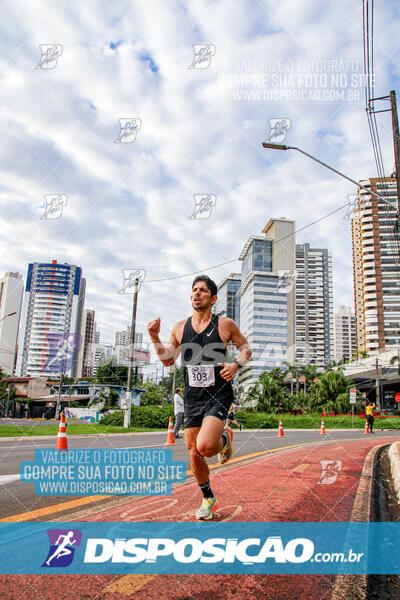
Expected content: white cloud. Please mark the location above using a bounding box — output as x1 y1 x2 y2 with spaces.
1 0 399 362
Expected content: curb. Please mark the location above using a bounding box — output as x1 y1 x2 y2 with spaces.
388 441 400 502
331 443 385 600
0 428 398 442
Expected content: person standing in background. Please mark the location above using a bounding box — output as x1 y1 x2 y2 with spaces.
173 387 184 439
364 400 376 433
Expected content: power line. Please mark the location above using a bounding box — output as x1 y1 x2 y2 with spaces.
144 200 351 284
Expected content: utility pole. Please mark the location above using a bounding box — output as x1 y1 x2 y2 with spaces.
171 365 176 398
123 278 139 428
55 361 64 420
375 358 381 412
390 90 400 211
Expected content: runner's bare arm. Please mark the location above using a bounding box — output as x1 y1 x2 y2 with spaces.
229 320 252 364
218 318 252 381
147 318 182 367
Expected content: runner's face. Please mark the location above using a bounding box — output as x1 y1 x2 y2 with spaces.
191 282 216 311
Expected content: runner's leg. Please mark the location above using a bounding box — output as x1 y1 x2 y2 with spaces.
196 415 225 457
184 427 210 484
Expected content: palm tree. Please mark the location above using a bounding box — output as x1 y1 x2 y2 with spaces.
307 369 352 414
283 360 302 395
301 364 321 393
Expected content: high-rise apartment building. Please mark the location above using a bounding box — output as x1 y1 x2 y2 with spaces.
16 260 85 378
237 218 296 391
352 177 400 351
0 272 23 375
77 309 95 378
334 305 356 363
295 244 334 365
115 327 143 348
90 343 114 375
215 274 241 321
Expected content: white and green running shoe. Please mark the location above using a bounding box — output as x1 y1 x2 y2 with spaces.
218 426 234 464
196 496 219 520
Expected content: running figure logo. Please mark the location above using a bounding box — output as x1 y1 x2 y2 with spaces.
188 44 216 69
42 529 82 567
190 195 217 219
265 118 291 144
119 269 146 293
318 460 342 485
115 118 142 143
36 44 63 69
44 334 81 373
40 194 67 219
275 270 297 293
343 194 364 220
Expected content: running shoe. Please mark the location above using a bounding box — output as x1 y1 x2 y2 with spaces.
196 496 219 520
218 426 234 464
239 424 243 431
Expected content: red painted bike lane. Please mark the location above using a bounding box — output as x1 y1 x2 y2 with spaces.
0 437 394 600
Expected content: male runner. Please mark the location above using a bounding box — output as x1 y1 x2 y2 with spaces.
147 275 251 520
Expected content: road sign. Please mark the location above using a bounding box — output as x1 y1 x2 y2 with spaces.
349 388 357 404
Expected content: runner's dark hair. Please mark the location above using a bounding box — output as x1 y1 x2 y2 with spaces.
192 275 217 297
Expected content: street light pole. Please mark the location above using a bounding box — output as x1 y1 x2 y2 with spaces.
262 143 393 205
123 278 139 429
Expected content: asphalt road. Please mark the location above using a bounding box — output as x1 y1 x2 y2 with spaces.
0 428 399 521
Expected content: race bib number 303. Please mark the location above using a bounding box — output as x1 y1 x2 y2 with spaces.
188 365 215 388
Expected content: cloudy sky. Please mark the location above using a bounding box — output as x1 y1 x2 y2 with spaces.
1 0 400 360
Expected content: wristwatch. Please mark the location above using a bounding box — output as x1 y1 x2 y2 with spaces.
234 359 243 370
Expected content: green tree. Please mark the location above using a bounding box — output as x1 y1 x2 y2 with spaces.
89 388 120 411
95 361 129 385
390 354 400 374
268 367 286 384
160 367 185 394
307 369 352 413
254 371 290 413
300 364 321 392
140 381 169 406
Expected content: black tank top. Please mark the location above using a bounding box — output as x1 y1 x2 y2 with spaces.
181 314 234 405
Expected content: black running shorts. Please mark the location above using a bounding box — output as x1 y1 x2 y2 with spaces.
184 397 231 429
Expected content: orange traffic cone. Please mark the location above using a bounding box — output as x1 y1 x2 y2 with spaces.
320 418 326 435
55 412 68 450
364 419 370 435
165 416 175 445
277 417 284 437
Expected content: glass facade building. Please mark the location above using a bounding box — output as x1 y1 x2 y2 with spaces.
237 220 296 394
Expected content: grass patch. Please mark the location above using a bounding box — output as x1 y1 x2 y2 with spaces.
0 424 153 437
1 413 399 436
235 412 400 430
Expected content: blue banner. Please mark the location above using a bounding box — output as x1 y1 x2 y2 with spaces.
0 522 399 574
20 449 186 496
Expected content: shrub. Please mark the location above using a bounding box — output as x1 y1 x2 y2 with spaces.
99 405 174 428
